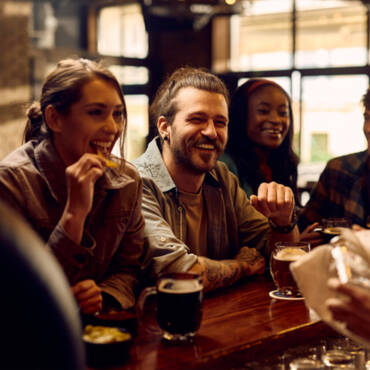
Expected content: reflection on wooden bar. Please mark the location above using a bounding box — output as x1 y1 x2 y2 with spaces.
90 274 339 370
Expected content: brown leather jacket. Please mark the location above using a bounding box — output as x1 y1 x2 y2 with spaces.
0 138 144 309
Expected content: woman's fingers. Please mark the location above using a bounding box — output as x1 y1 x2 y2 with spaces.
64 154 106 216
300 223 323 246
72 280 103 314
79 295 103 314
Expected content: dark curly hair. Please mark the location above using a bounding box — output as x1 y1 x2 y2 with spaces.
225 78 300 204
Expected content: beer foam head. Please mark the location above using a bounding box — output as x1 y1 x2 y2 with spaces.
274 247 307 262
323 227 342 235
158 278 202 294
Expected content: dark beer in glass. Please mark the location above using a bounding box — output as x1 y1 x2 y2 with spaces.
157 277 203 336
137 272 203 342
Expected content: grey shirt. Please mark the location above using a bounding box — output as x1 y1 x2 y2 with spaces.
133 137 270 278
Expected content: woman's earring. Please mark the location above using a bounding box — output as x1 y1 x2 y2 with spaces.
163 135 168 141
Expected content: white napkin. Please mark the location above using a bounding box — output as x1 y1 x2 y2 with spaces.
290 229 370 348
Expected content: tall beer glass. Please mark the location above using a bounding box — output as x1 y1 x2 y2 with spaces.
270 242 310 298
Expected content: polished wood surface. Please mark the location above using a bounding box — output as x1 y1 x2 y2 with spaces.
91 274 335 370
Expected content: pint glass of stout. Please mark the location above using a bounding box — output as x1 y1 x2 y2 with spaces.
270 242 310 297
137 273 203 342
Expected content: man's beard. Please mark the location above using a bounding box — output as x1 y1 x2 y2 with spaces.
171 139 223 175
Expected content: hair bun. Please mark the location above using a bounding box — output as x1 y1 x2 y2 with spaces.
26 101 42 122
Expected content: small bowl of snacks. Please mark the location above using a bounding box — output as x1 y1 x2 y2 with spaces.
83 324 132 366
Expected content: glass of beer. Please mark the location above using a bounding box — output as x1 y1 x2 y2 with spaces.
137 272 203 342
270 242 310 298
321 217 352 243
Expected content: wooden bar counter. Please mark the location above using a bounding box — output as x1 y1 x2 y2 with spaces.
92 274 336 370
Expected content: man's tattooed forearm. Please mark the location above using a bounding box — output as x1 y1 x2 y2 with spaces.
203 259 244 291
236 247 264 266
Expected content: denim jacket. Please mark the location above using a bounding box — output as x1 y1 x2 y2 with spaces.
133 137 270 277
0 139 145 309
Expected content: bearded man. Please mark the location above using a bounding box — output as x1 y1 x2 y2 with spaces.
134 67 299 291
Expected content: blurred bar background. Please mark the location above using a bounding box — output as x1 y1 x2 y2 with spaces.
1 0 370 202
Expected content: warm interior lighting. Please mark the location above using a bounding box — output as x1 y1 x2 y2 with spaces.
225 0 237 5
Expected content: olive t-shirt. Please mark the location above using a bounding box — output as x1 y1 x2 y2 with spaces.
179 187 208 256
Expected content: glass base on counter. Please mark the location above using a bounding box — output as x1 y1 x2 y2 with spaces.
269 290 305 301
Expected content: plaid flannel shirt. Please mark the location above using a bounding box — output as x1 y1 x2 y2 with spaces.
298 150 369 231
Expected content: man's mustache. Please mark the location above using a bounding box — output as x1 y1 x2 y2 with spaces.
192 138 224 152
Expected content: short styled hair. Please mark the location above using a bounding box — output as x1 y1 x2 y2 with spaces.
150 66 229 129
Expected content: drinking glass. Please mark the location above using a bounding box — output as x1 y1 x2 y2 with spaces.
321 217 352 243
306 340 327 361
321 350 356 369
331 337 366 369
137 272 203 342
270 241 310 298
289 357 324 369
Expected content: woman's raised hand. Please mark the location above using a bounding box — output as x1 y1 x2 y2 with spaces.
61 154 105 244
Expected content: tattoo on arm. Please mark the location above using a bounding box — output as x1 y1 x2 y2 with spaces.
236 247 264 265
200 248 265 292
203 258 244 290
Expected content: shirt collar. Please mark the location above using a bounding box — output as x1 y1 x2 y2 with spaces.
34 139 67 202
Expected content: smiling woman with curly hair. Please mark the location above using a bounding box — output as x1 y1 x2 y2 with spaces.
220 78 300 206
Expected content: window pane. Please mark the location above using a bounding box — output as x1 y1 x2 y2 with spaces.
98 4 148 58
109 65 148 85
230 0 293 71
296 0 366 68
310 133 328 162
298 75 368 186
112 95 149 161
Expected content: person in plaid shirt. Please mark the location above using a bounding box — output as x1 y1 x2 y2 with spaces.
298 87 370 233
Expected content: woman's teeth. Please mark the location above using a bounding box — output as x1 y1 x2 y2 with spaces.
91 141 111 155
263 128 282 135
